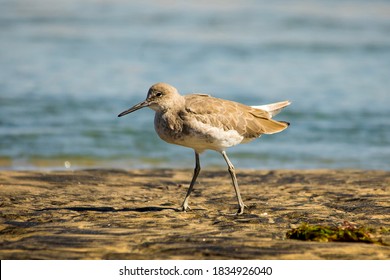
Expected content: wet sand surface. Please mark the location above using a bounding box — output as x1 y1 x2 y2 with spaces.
0 169 389 259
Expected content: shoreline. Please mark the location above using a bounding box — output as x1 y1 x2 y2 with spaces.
2 156 389 172
1 169 389 259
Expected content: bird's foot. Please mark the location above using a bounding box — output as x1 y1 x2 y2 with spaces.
179 204 191 212
235 203 247 215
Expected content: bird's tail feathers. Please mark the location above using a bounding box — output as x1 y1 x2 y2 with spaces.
260 119 290 134
252 100 291 117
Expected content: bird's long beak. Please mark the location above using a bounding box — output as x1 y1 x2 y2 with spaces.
118 100 150 117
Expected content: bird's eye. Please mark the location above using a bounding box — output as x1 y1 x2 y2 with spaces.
156 92 162 97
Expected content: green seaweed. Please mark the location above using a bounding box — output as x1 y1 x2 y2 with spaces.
286 222 387 245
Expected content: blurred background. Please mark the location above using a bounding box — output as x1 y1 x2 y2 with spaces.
1 0 389 170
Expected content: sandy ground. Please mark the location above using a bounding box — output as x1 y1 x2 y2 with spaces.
0 169 389 260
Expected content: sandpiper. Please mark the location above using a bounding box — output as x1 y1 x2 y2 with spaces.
118 83 290 215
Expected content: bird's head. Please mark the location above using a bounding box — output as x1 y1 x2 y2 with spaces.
118 83 183 117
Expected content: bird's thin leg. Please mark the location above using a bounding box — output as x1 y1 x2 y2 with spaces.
221 151 245 215
180 151 200 212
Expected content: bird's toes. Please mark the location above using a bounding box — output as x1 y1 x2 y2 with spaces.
235 204 247 215
179 205 191 212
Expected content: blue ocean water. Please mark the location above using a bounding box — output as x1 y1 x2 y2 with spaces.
1 0 390 170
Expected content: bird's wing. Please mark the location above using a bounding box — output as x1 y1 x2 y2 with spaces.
183 94 288 138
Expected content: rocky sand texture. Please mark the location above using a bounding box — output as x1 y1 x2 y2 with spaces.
0 169 389 259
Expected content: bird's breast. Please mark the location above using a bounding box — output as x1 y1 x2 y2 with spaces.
154 112 185 144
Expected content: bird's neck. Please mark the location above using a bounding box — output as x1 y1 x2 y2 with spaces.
158 95 186 114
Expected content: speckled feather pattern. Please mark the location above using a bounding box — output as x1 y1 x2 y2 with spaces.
152 93 289 153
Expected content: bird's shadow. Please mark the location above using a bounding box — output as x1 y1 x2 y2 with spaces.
37 206 180 213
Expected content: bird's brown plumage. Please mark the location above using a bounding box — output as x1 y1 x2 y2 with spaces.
183 94 289 140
